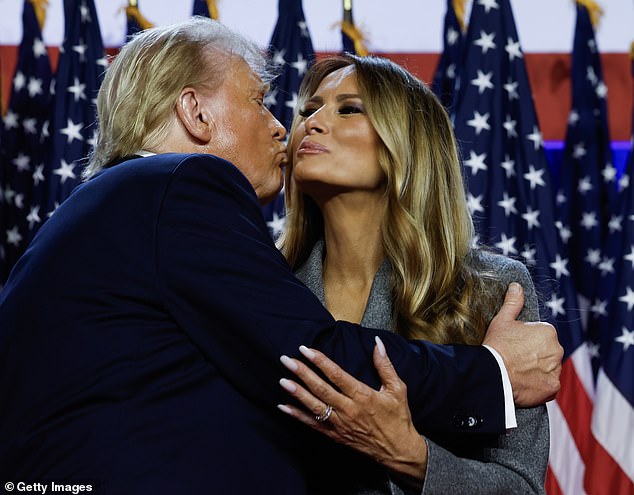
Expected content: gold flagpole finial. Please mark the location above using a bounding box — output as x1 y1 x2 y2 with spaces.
575 0 604 28
452 0 466 32
29 0 49 31
206 0 219 20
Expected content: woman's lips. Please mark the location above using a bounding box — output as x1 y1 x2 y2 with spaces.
297 140 329 155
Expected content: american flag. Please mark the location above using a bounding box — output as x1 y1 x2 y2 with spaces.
557 3 617 357
583 52 634 495
0 0 53 286
449 1 592 492
261 0 315 240
45 0 106 215
432 0 465 110
550 4 633 494
192 0 219 19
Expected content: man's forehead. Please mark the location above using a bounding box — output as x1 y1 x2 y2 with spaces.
227 57 268 94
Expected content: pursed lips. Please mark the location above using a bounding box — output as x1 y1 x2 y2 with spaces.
275 148 288 168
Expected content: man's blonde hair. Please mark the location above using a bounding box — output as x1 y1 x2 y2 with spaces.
281 55 499 344
84 16 270 179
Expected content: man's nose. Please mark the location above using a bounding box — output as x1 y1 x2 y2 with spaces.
268 112 287 141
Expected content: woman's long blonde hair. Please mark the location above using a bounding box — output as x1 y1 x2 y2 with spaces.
280 54 498 345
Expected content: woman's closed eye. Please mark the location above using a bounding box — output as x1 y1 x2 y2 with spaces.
298 106 318 118
338 104 364 115
298 102 365 118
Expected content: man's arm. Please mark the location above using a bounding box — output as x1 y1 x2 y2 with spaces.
155 155 559 433
275 264 552 493
483 284 562 406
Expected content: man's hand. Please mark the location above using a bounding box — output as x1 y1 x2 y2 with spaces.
483 282 563 407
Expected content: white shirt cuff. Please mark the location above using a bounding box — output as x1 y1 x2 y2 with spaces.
483 344 517 429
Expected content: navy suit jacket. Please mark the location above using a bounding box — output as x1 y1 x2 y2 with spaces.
0 154 504 494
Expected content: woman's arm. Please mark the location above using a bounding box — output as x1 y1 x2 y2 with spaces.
421 257 548 494
422 407 548 494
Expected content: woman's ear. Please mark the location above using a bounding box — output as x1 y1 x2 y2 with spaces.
174 87 213 144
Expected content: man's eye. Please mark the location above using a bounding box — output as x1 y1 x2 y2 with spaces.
338 105 363 115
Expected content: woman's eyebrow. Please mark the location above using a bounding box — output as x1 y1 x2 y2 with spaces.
304 95 323 105
305 93 362 104
335 93 362 101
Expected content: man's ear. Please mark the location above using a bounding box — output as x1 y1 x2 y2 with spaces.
175 87 213 144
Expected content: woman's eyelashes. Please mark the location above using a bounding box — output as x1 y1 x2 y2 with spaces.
298 102 365 118
338 104 364 115
298 106 317 118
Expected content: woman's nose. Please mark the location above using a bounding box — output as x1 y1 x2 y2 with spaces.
304 108 326 134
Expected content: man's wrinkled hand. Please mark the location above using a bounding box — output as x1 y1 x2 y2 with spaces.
483 282 563 407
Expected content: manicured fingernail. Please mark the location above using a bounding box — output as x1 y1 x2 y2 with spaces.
277 404 293 415
508 282 520 295
299 345 316 361
280 355 298 371
375 336 386 357
279 378 296 393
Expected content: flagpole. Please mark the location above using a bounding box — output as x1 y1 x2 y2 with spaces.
206 0 219 20
341 0 368 56
343 0 352 22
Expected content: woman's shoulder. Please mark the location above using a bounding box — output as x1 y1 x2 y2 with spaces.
467 248 539 320
467 248 530 279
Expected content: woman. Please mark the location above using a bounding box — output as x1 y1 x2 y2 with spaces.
276 54 549 494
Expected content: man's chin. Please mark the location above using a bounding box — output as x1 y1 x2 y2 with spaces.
258 184 284 206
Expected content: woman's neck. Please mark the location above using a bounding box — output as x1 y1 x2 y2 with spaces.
318 193 386 323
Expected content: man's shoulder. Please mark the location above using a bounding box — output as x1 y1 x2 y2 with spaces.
94 153 242 180
88 153 256 198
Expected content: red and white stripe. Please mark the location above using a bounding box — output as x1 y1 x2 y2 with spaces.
547 344 634 494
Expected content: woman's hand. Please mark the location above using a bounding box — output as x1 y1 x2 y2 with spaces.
277 337 428 489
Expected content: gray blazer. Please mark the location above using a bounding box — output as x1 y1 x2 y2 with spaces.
295 241 549 495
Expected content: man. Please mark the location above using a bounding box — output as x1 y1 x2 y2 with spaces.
0 18 561 494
